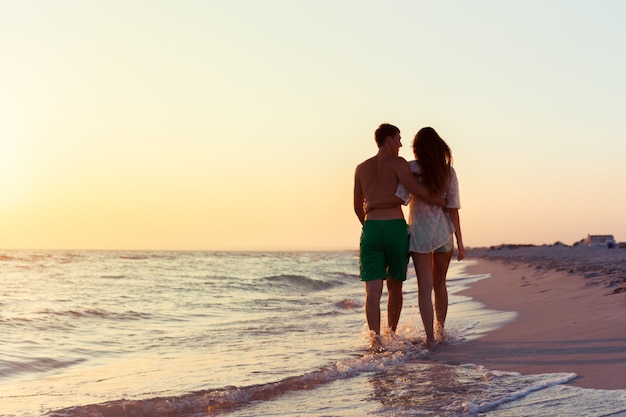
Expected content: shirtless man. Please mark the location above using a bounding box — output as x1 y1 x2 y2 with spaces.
353 123 445 351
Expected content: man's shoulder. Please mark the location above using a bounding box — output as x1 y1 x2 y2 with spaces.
356 155 377 170
356 155 409 175
387 155 410 169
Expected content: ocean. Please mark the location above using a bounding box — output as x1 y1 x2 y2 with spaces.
1 250 625 417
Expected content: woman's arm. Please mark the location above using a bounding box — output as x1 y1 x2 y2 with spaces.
447 208 466 261
365 195 405 213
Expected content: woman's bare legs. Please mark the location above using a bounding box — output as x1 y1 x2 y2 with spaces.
412 252 435 346
433 250 453 338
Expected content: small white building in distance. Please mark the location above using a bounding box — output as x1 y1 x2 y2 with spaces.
584 234 616 248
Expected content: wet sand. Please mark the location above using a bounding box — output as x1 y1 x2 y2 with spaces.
433 245 626 390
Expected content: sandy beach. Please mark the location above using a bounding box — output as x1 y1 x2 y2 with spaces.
433 245 626 390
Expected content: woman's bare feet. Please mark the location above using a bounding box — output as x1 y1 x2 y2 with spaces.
369 334 386 353
435 322 446 341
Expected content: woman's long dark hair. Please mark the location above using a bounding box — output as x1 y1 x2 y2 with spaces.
412 127 452 196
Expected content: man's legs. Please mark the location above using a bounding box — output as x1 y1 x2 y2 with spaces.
364 279 384 336
384 219 408 336
361 219 407 350
386 277 403 333
433 249 453 335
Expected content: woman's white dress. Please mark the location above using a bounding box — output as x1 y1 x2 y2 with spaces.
395 161 460 254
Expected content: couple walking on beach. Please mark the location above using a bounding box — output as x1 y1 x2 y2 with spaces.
353 123 466 351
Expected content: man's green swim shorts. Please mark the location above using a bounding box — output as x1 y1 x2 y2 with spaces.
359 219 409 282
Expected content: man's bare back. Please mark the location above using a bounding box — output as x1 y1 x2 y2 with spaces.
354 154 405 221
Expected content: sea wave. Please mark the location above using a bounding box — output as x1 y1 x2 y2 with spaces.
46 350 425 417
262 274 346 291
0 357 86 379
100 275 127 279
43 352 588 417
37 308 152 321
463 368 577 414
335 298 361 310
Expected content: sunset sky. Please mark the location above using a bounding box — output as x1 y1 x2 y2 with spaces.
2 1 625 251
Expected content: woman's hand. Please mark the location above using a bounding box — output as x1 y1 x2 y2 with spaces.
457 244 467 261
365 196 404 213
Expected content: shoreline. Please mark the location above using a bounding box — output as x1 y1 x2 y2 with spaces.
432 246 626 390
